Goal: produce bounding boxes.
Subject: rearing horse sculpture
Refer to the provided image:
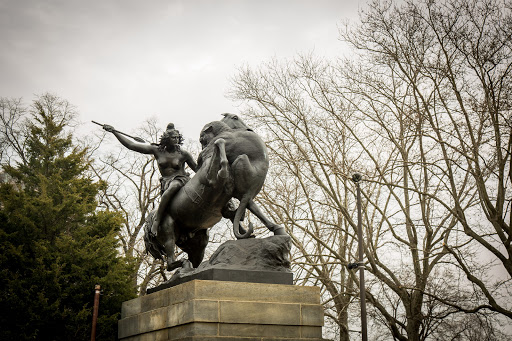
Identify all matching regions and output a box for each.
[145,116,286,270]
[219,113,286,237]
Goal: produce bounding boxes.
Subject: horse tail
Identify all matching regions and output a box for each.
[143,210,166,260]
[233,194,253,239]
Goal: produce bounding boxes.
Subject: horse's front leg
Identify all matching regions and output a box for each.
[204,138,229,186]
[214,138,229,179]
[183,229,209,268]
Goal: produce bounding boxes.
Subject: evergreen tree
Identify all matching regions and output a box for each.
[0,94,136,341]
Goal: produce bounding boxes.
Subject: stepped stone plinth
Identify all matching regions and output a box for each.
[118,280,327,341]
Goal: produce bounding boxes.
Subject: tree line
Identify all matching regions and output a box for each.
[0,94,136,340]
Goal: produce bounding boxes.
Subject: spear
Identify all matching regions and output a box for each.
[92,120,146,143]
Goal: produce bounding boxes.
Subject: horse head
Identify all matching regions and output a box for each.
[221,113,252,130]
[199,120,231,149]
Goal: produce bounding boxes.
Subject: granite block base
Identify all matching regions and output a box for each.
[119,280,328,341]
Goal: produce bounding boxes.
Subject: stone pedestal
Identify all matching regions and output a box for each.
[119,280,326,341]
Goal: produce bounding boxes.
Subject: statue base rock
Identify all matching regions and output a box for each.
[148,235,293,294]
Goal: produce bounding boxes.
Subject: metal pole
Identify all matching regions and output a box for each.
[353,174,368,341]
[91,284,101,341]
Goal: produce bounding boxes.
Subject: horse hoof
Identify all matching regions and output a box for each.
[218,169,228,179]
[167,260,183,271]
[182,260,194,270]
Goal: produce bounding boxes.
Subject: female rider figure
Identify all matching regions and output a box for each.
[103,123,197,237]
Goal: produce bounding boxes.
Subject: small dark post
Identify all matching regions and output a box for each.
[91,284,101,341]
[352,173,368,341]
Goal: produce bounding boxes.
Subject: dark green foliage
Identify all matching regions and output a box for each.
[0,95,136,341]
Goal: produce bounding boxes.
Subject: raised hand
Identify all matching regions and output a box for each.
[103,124,115,133]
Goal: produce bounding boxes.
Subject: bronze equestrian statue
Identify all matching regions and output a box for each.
[103,115,286,271]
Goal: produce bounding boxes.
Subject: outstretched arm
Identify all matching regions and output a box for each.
[104,125,156,154]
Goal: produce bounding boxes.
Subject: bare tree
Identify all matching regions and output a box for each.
[229,1,510,339]
[0,94,77,166]
[341,0,511,320]
[231,55,464,340]
[0,97,29,166]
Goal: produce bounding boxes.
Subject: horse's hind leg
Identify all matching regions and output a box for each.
[221,200,248,235]
[247,200,287,236]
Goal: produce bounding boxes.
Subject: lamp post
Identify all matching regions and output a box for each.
[91,284,101,341]
[351,173,367,341]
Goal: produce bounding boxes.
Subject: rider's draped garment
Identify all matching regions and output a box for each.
[159,174,190,195]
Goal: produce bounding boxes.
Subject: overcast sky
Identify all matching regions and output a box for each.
[0,0,363,140]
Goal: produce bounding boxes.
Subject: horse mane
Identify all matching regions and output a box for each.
[221,113,252,131]
[201,120,231,136]
[197,121,232,168]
